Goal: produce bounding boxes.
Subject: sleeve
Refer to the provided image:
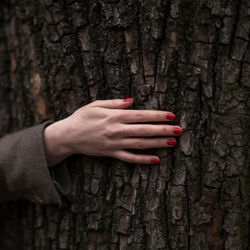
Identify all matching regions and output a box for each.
[0,120,71,206]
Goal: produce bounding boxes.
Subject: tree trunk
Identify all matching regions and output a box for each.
[0,0,250,249]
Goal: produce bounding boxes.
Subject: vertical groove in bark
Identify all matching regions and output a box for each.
[0,0,250,249]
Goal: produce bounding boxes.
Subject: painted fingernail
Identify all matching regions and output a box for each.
[166,113,176,120]
[167,139,176,145]
[151,158,160,163]
[123,97,134,102]
[173,127,183,135]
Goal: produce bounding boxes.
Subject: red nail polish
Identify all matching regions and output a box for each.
[123,97,134,102]
[166,113,176,120]
[151,158,160,163]
[167,139,176,145]
[173,128,183,135]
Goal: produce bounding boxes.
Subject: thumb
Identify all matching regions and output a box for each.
[89,98,134,109]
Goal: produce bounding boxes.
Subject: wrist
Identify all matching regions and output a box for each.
[43,118,73,166]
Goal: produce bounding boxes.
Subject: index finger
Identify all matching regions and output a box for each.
[117,109,176,123]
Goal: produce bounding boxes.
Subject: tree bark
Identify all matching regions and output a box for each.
[0,0,250,249]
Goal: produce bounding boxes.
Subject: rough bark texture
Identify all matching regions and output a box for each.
[0,0,250,249]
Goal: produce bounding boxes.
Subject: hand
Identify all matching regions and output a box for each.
[43,98,183,166]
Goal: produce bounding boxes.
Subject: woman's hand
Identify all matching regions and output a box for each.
[43,98,183,166]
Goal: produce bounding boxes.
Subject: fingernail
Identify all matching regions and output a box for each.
[166,113,176,120]
[123,97,134,102]
[151,158,160,163]
[173,127,183,135]
[167,139,176,145]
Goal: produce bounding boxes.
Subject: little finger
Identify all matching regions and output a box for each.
[112,150,160,164]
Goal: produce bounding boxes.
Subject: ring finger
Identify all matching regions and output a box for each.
[118,124,183,137]
[117,137,177,150]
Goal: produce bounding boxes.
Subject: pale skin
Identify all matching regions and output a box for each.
[43,98,183,166]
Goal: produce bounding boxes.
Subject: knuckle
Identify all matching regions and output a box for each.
[104,127,115,138]
[116,110,128,119]
[72,107,82,115]
[114,152,137,164]
[164,139,169,147]
[134,140,144,149]
[105,139,113,149]
[111,99,118,106]
[106,112,119,123]
[140,126,150,136]
[104,126,122,138]
[163,126,169,134]
[135,112,143,118]
[109,150,119,158]
[115,153,128,163]
[119,125,129,136]
[91,100,99,106]
[135,111,145,119]
[112,127,120,137]
[127,157,137,164]
[160,139,167,147]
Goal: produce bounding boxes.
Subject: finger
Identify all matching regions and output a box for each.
[117,137,177,149]
[112,150,160,164]
[118,124,183,137]
[88,98,134,109]
[116,109,176,123]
